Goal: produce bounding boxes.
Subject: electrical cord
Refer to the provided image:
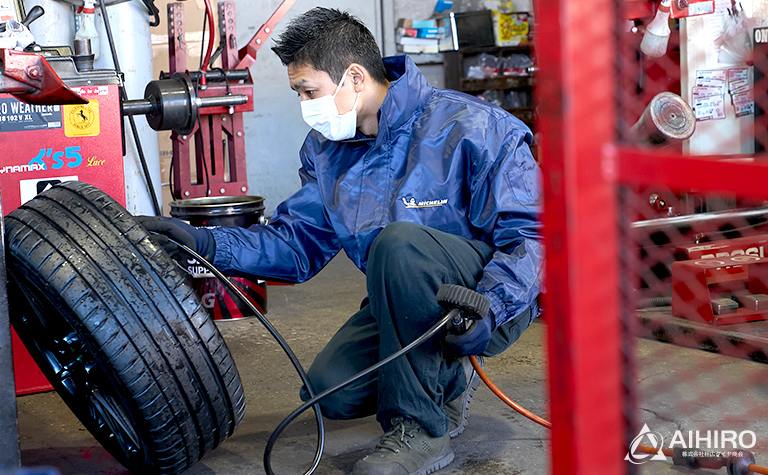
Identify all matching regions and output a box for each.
[168,151,178,201]
[142,0,159,26]
[194,93,211,196]
[98,0,162,216]
[211,67,233,96]
[199,7,208,71]
[469,355,551,429]
[190,11,211,198]
[264,309,458,475]
[198,14,222,70]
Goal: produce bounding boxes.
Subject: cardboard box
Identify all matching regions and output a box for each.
[398,18,439,29]
[400,27,440,39]
[493,11,530,46]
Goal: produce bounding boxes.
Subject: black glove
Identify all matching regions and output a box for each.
[135,216,216,261]
[444,311,493,356]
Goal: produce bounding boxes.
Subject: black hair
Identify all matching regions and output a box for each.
[271,7,388,85]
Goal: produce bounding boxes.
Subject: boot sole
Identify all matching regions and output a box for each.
[448,366,482,438]
[415,450,455,475]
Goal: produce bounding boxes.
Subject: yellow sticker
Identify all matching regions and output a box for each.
[64,100,100,137]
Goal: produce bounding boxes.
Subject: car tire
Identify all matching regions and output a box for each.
[5,181,245,474]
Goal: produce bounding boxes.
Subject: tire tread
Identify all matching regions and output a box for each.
[5,181,245,474]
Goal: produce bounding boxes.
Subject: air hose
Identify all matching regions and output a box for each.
[171,240,462,475]
[171,239,767,475]
[173,242,325,475]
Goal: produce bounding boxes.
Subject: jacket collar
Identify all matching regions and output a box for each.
[333,55,434,144]
[377,55,434,134]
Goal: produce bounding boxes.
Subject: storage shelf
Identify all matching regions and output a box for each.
[505,107,535,124]
[453,45,531,55]
[460,76,533,92]
[444,45,536,130]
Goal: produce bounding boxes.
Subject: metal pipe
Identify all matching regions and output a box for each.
[160,69,252,83]
[122,93,247,121]
[98,0,161,216]
[196,94,248,108]
[0,187,20,469]
[631,207,768,230]
[121,98,154,116]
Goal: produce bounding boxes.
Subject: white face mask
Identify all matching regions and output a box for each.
[300,68,361,141]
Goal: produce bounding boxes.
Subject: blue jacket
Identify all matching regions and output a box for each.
[211,55,543,329]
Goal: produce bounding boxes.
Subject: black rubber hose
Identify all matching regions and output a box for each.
[263,309,458,475]
[169,239,326,475]
[98,0,162,216]
[167,240,768,475]
[165,237,458,475]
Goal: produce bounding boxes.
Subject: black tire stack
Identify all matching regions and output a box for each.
[5,181,245,474]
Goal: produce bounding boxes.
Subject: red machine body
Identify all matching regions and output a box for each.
[672,255,768,325]
[677,234,768,261]
[0,83,125,209]
[0,56,125,395]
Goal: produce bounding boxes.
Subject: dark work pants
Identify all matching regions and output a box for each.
[299,222,530,437]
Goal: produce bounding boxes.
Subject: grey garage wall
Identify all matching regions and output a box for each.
[230,0,534,214]
[231,0,383,215]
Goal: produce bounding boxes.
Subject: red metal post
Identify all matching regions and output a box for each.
[219,1,239,70]
[235,0,296,70]
[613,148,768,201]
[167,3,187,76]
[537,0,627,472]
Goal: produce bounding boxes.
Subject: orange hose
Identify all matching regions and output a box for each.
[469,355,551,429]
[635,445,675,457]
[467,355,768,474]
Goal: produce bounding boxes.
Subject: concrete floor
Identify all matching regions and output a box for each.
[13,255,768,474]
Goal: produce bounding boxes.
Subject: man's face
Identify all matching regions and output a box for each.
[287,63,357,114]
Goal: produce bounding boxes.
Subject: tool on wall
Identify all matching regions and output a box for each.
[631,91,695,146]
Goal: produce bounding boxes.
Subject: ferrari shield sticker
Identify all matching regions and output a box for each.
[64,100,100,137]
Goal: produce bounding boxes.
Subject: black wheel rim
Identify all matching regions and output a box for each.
[10,276,147,469]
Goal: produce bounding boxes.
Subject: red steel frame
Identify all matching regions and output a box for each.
[539,0,768,473]
[537,0,627,473]
[166,0,294,199]
[167,1,254,199]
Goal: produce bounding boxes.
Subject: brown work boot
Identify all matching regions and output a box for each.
[444,356,483,438]
[352,417,454,475]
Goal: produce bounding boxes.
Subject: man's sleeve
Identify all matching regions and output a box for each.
[210,155,341,283]
[471,120,543,329]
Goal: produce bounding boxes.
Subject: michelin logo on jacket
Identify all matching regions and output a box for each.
[401,197,449,209]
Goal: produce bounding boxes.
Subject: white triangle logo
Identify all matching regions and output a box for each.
[625,424,667,464]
